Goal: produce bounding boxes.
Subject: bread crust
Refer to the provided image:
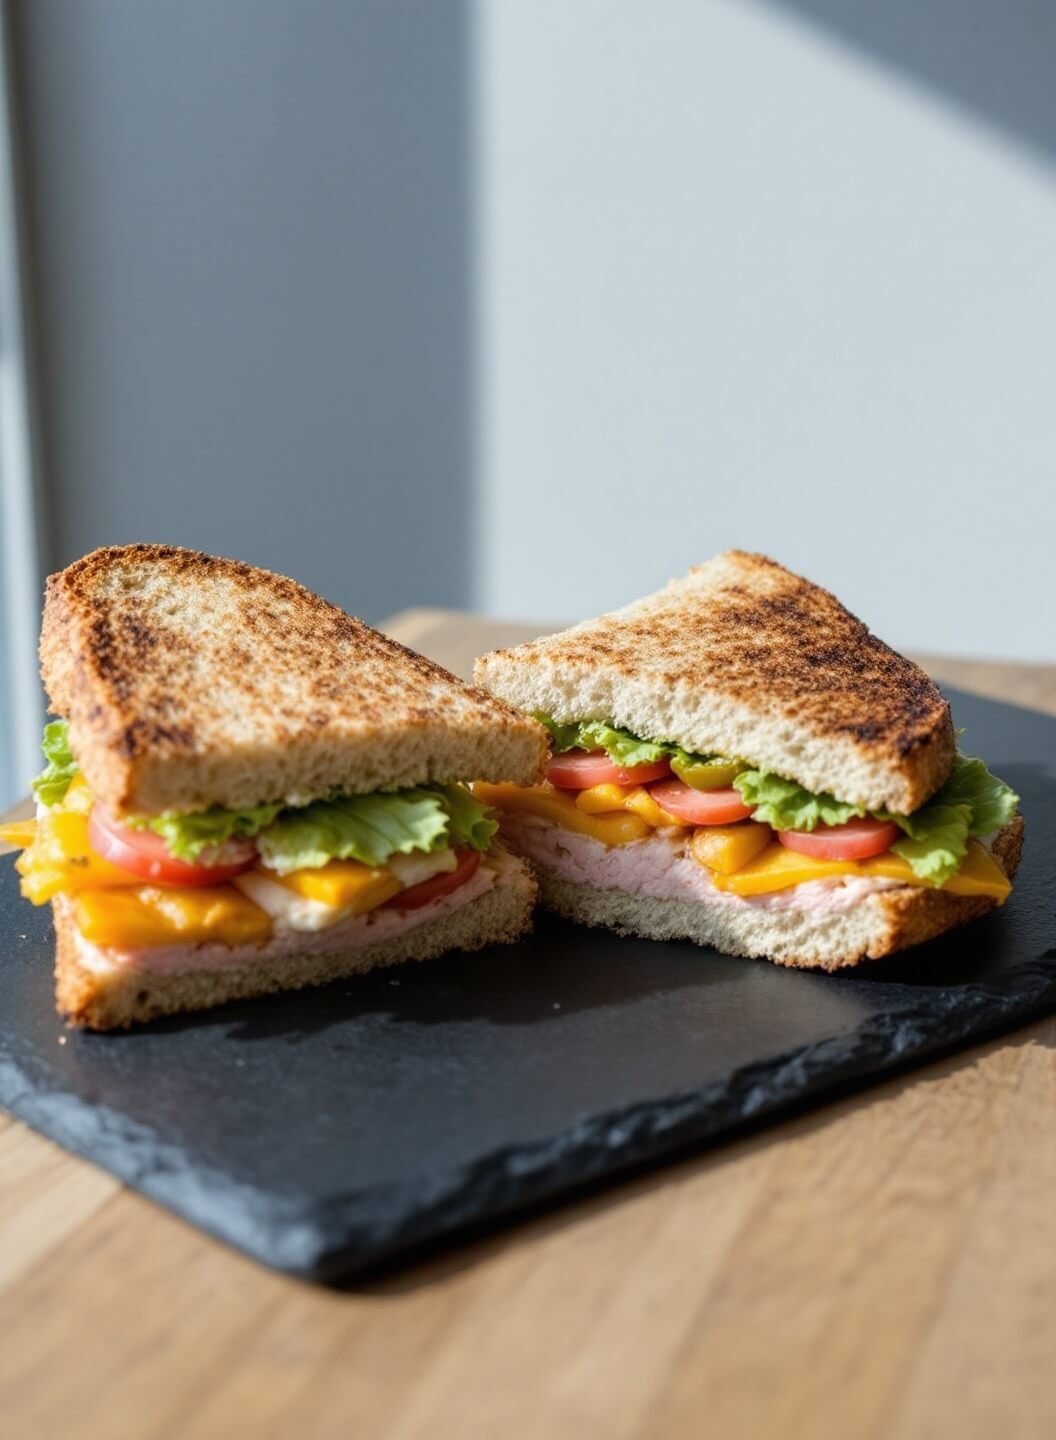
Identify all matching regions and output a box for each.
[527,815,1023,972]
[54,848,537,1030]
[41,545,549,816]
[475,551,954,814]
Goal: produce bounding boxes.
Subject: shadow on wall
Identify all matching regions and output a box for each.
[11,0,473,622]
[761,0,1056,167]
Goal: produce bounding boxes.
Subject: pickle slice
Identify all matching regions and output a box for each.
[669,755,743,790]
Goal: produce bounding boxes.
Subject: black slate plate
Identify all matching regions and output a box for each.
[1,688,1053,1282]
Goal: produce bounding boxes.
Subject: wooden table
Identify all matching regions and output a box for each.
[1,611,1054,1440]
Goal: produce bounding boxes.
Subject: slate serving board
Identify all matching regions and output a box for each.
[0,687,1053,1283]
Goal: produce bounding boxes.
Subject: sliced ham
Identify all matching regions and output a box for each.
[73,860,497,976]
[497,812,907,915]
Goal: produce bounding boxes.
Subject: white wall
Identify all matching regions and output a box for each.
[476,0,1056,660]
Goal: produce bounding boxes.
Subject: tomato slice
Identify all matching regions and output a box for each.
[88,807,257,887]
[384,849,481,911]
[777,817,900,861]
[647,779,754,825]
[546,750,671,790]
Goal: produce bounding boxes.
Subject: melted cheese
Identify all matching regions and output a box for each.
[59,774,94,815]
[574,783,682,828]
[7,811,144,904]
[690,822,773,875]
[76,885,272,950]
[0,819,38,848]
[231,871,336,931]
[711,839,1011,902]
[233,857,404,932]
[269,858,402,912]
[475,782,651,845]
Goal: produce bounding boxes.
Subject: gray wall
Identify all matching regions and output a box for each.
[14,0,472,622]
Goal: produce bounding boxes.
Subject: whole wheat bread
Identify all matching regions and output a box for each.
[42,545,548,818]
[475,552,954,814]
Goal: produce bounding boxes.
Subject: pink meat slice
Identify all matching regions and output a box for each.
[72,860,497,976]
[498,813,908,915]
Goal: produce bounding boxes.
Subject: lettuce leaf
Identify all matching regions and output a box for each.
[126,780,496,869]
[887,803,974,885]
[31,720,79,806]
[254,784,495,875]
[732,771,865,831]
[535,715,671,767]
[885,754,1019,885]
[938,755,1020,837]
[438,782,500,852]
[735,752,1018,887]
[127,801,285,862]
[534,713,728,774]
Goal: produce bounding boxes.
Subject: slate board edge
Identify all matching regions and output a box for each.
[3,954,1055,1283]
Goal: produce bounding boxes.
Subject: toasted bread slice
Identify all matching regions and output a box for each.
[54,847,537,1030]
[531,818,1023,971]
[475,551,954,814]
[42,546,548,817]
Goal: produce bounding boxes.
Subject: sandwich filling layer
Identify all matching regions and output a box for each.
[63,858,498,977]
[494,812,980,916]
[3,721,506,956]
[474,714,1019,909]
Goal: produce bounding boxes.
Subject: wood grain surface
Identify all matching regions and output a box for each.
[1,610,1054,1440]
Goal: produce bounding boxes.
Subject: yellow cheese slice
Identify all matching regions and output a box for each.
[475,782,651,846]
[575,783,683,828]
[690,822,774,875]
[58,773,94,816]
[76,884,272,950]
[711,838,1011,902]
[0,819,38,849]
[269,859,402,914]
[12,811,144,904]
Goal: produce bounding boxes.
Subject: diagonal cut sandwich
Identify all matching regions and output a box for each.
[473,552,1023,970]
[1,545,546,1029]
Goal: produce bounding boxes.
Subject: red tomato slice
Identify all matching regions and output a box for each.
[647,779,754,825]
[546,750,671,790]
[88,807,257,887]
[384,849,481,911]
[777,817,900,861]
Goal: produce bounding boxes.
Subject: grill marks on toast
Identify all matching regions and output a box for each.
[640,564,946,760]
[498,554,946,759]
[475,551,956,812]
[41,545,548,817]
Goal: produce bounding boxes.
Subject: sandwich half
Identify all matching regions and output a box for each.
[474,552,1023,970]
[1,545,547,1029]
